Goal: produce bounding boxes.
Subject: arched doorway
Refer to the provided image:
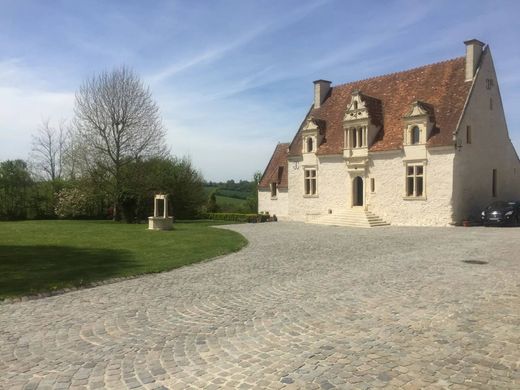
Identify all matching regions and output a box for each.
[353,176,364,207]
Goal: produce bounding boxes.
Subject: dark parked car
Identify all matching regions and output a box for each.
[481,201,520,226]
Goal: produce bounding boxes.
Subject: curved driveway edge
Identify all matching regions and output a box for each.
[1,222,519,389]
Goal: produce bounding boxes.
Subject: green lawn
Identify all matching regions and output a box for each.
[0,220,247,299]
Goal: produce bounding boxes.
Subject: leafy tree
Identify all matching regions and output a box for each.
[206,190,220,213]
[0,160,33,220]
[119,156,206,221]
[73,66,167,219]
[246,171,262,213]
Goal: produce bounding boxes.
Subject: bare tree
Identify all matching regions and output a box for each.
[30,119,69,181]
[73,66,167,218]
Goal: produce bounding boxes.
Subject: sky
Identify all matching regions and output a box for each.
[1,0,520,181]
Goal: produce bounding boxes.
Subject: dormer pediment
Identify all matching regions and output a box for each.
[302,116,320,133]
[404,101,434,120]
[344,90,370,122]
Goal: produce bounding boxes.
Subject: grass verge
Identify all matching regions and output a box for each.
[0,220,246,299]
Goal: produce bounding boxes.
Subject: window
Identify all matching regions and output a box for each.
[490,98,493,110]
[486,78,494,90]
[370,178,375,193]
[304,169,317,196]
[492,169,497,197]
[277,166,284,182]
[406,164,424,197]
[466,125,472,144]
[353,101,358,110]
[411,126,420,145]
[270,182,277,198]
[348,127,367,149]
[306,137,314,152]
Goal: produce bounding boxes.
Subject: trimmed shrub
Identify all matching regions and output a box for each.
[204,213,270,223]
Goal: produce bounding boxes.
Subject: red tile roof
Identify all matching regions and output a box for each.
[288,57,471,156]
[259,143,289,189]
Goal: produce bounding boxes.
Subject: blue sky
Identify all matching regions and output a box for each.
[1,0,519,181]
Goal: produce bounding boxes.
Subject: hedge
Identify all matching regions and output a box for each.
[204,212,270,223]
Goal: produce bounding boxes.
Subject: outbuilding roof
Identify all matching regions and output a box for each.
[258,143,289,190]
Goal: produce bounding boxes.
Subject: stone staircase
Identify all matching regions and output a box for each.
[307,208,390,228]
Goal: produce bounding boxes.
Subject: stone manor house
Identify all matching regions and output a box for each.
[258,39,520,226]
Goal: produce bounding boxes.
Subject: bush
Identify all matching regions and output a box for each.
[204,212,270,223]
[54,187,93,218]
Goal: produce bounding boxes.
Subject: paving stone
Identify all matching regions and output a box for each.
[1,223,519,389]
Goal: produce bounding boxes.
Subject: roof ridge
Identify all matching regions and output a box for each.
[333,56,465,89]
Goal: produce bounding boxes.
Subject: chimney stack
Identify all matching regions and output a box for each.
[464,39,485,82]
[313,79,331,109]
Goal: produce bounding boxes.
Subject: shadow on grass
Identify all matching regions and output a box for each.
[0,245,136,298]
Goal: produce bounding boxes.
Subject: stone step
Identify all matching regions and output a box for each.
[308,209,390,228]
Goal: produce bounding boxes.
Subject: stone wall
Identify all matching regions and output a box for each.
[368,149,455,226]
[286,151,455,226]
[452,47,520,222]
[287,156,349,221]
[258,188,289,219]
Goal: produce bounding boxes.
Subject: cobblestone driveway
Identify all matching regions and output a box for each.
[1,223,519,389]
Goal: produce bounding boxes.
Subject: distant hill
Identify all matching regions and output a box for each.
[204,179,256,213]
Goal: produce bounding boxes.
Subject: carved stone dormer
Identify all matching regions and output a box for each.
[343,90,382,151]
[301,116,323,154]
[301,116,324,166]
[402,101,435,146]
[343,91,382,170]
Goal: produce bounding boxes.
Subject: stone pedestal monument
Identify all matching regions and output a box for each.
[148,194,173,230]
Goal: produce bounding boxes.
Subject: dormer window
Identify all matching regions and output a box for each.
[411,126,420,145]
[306,137,314,152]
[403,101,435,146]
[342,91,382,152]
[345,126,367,149]
[301,116,322,154]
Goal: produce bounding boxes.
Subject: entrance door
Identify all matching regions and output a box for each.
[353,176,363,206]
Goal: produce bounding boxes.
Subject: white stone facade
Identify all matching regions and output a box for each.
[258,189,289,220]
[452,47,520,221]
[259,40,520,226]
[282,149,455,226]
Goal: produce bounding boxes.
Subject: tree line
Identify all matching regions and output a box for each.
[0,67,212,222]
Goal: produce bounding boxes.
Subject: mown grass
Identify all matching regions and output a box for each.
[0,220,247,299]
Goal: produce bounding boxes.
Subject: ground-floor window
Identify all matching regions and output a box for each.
[406,164,424,197]
[270,182,277,198]
[304,168,317,195]
[370,178,375,193]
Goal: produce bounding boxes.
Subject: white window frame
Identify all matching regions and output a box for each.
[304,168,318,197]
[404,163,426,199]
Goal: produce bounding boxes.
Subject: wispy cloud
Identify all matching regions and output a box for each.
[147,0,331,85]
[1,0,519,180]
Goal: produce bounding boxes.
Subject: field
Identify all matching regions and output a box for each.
[0,220,247,299]
[204,184,254,212]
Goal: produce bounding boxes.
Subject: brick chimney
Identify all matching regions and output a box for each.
[313,79,331,108]
[464,39,485,82]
